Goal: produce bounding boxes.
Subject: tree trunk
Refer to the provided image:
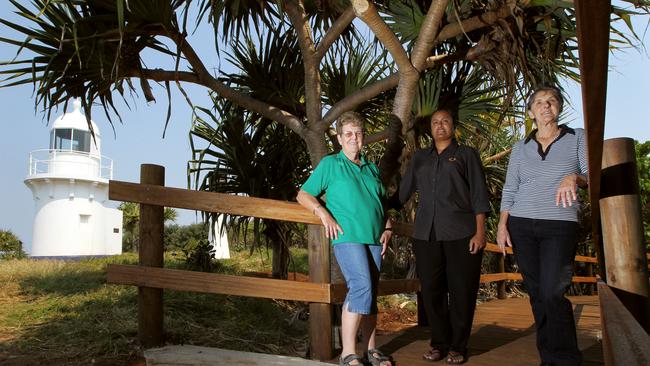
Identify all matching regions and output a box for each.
[265,220,290,280]
[271,239,289,279]
[305,129,329,166]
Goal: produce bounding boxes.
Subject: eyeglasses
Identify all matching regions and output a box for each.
[341,130,364,138]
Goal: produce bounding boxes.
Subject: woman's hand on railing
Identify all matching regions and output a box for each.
[315,208,343,240]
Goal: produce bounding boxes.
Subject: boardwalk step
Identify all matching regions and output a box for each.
[144,345,334,366]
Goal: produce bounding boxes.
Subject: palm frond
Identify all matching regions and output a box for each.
[322,43,394,130]
[221,29,306,118]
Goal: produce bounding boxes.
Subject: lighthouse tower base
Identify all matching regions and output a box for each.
[26,177,122,257]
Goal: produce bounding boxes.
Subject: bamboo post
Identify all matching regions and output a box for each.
[497,253,506,299]
[138,164,165,347]
[308,225,333,360]
[600,138,650,331]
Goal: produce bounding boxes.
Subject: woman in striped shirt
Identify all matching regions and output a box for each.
[497,85,588,366]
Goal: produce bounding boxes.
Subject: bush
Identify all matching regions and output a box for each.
[183,238,217,272]
[164,223,209,251]
[165,223,216,271]
[0,230,26,259]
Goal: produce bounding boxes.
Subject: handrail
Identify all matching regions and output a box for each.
[108,180,601,285]
[597,281,650,365]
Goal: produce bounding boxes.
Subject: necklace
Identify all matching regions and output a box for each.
[537,127,561,141]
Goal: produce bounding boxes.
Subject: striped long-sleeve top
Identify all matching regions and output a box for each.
[500,125,588,222]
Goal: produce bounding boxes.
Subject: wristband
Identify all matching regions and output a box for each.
[384,227,393,232]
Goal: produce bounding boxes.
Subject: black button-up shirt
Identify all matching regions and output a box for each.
[398,140,490,241]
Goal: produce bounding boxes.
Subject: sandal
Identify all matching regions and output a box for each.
[445,351,466,364]
[365,348,393,366]
[340,353,364,366]
[422,347,444,362]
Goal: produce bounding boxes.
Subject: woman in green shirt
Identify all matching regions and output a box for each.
[297,112,393,366]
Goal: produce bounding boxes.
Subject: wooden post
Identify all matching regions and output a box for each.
[586,263,594,296]
[497,253,506,299]
[575,0,611,281]
[308,225,333,360]
[138,164,165,347]
[600,138,650,331]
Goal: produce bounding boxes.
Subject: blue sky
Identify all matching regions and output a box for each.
[1,3,649,246]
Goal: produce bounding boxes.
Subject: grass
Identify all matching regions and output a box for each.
[0,247,312,365]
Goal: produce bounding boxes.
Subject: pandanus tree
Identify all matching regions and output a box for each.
[4,0,649,167]
[189,95,313,278]
[2,0,649,275]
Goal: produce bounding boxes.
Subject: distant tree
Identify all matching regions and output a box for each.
[0,230,26,260]
[118,202,178,251]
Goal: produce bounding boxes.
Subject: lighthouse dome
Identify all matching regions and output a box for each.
[50,99,101,156]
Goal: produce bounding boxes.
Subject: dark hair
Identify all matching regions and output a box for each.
[336,111,365,135]
[526,85,564,114]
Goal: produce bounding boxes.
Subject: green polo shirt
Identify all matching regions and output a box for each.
[301,151,386,245]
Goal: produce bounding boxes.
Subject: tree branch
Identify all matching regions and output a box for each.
[284,2,323,122]
[485,148,512,164]
[315,6,356,60]
[436,3,514,44]
[135,68,305,136]
[319,74,399,129]
[159,31,307,137]
[391,0,449,125]
[284,0,328,160]
[351,0,416,74]
[320,52,471,129]
[365,130,390,144]
[410,0,450,70]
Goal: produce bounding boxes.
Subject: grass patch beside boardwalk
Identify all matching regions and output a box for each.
[0,249,311,365]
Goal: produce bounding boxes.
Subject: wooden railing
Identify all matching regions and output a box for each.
[597,281,650,365]
[106,166,603,360]
[390,223,598,300]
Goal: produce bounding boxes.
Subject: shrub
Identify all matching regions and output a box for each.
[0,230,26,259]
[165,224,216,271]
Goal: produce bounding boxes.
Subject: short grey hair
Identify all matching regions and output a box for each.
[336,111,365,135]
[526,85,564,114]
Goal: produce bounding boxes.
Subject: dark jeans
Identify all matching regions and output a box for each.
[413,235,482,355]
[508,216,582,366]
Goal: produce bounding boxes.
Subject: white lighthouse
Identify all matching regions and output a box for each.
[24,99,123,257]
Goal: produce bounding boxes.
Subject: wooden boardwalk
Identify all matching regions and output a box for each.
[374,296,602,366]
[145,296,602,365]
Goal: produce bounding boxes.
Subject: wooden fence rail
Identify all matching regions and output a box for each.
[106,176,605,360]
[597,281,650,365]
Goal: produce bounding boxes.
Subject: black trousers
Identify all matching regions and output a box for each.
[508,216,582,366]
[413,235,482,355]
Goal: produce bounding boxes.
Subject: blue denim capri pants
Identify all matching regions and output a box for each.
[333,242,382,315]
